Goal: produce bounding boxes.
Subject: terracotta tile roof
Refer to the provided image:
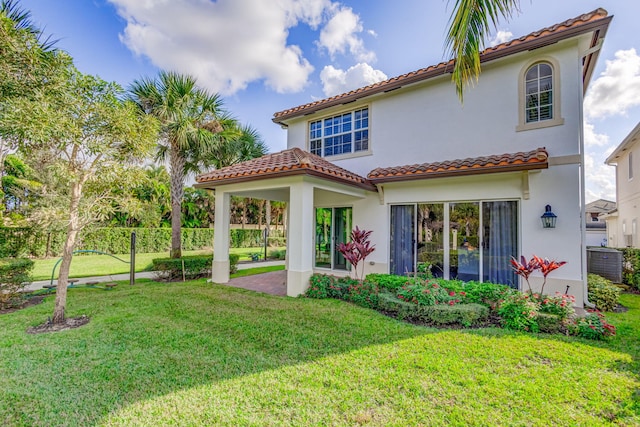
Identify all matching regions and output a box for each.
[195,147,376,191]
[368,148,549,183]
[273,8,610,123]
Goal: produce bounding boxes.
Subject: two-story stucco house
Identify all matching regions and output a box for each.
[195,9,612,308]
[605,122,640,248]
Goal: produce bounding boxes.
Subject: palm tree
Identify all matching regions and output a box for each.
[445,0,520,101]
[129,71,229,258]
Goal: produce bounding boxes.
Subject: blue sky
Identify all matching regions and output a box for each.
[20,0,640,202]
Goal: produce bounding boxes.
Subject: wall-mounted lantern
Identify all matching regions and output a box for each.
[541,205,557,229]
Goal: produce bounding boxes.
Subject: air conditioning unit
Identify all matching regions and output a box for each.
[624,234,633,247]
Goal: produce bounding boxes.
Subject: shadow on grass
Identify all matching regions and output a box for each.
[1,283,639,425]
[0,280,432,426]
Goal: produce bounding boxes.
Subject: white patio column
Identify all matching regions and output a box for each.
[287,180,314,296]
[212,190,231,283]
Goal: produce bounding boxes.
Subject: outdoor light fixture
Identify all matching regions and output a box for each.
[541,205,557,229]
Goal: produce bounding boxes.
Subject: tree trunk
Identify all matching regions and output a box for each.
[169,145,185,259]
[52,180,82,324]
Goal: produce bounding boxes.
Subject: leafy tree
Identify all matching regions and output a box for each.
[0,0,66,222]
[129,72,231,258]
[445,0,520,101]
[1,154,41,222]
[1,69,159,324]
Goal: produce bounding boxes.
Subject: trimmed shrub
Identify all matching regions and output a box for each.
[305,274,335,299]
[588,274,621,312]
[365,274,410,291]
[535,312,563,334]
[229,254,240,274]
[0,227,278,257]
[396,279,462,306]
[343,279,379,309]
[268,249,286,260]
[377,292,420,320]
[152,255,212,281]
[538,293,575,320]
[0,258,34,308]
[417,303,489,327]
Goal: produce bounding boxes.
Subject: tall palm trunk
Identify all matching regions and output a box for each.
[52,180,82,324]
[169,143,185,259]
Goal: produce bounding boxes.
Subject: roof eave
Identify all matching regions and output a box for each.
[272,15,612,125]
[195,168,377,192]
[368,162,548,184]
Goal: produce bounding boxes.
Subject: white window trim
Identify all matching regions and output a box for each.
[307,105,372,159]
[516,56,564,132]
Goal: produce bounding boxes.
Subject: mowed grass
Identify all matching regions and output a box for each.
[30,247,284,280]
[0,282,638,426]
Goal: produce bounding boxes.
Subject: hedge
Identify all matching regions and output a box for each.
[0,227,281,258]
[151,254,239,281]
[587,273,621,311]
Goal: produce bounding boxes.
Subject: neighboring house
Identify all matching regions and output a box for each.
[605,122,640,248]
[585,199,616,246]
[196,9,612,307]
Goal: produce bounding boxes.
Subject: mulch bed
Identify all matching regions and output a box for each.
[27,315,90,334]
[0,295,46,315]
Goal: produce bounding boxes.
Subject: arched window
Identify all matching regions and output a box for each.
[525,62,553,123]
[517,58,563,131]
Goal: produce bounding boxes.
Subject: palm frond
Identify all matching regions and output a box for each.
[445,0,520,102]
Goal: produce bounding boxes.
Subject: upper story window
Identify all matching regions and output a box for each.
[309,108,369,157]
[517,57,564,132]
[525,63,553,123]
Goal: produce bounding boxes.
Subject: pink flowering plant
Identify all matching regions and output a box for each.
[539,292,576,320]
[337,226,376,282]
[576,310,616,340]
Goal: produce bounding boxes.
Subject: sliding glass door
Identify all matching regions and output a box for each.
[482,201,518,287]
[391,200,518,286]
[390,205,415,276]
[315,207,352,270]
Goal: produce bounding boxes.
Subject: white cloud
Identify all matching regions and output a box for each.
[584,151,616,202]
[109,0,343,95]
[584,48,640,119]
[318,6,375,62]
[584,121,609,147]
[489,30,513,46]
[320,63,387,97]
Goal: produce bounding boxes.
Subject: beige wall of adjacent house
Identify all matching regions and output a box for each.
[608,136,640,248]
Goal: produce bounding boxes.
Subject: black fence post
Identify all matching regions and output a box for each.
[263,227,269,261]
[130,232,136,286]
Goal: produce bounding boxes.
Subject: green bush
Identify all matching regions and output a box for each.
[459,281,515,311]
[268,249,286,260]
[576,311,616,340]
[305,274,334,299]
[343,279,379,309]
[396,279,462,306]
[417,303,489,327]
[535,313,563,334]
[152,255,213,281]
[621,248,640,290]
[365,274,410,291]
[0,258,34,308]
[538,293,575,320]
[587,274,621,312]
[229,254,240,274]
[497,293,539,332]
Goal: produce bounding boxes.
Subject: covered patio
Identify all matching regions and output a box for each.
[195,148,376,296]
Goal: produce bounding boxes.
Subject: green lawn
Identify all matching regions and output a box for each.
[30,247,284,281]
[0,283,638,426]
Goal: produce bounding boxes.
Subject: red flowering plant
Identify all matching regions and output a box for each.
[510,255,567,301]
[337,226,376,282]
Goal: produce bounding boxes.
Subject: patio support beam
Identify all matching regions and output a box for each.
[286,180,315,296]
[212,190,231,284]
